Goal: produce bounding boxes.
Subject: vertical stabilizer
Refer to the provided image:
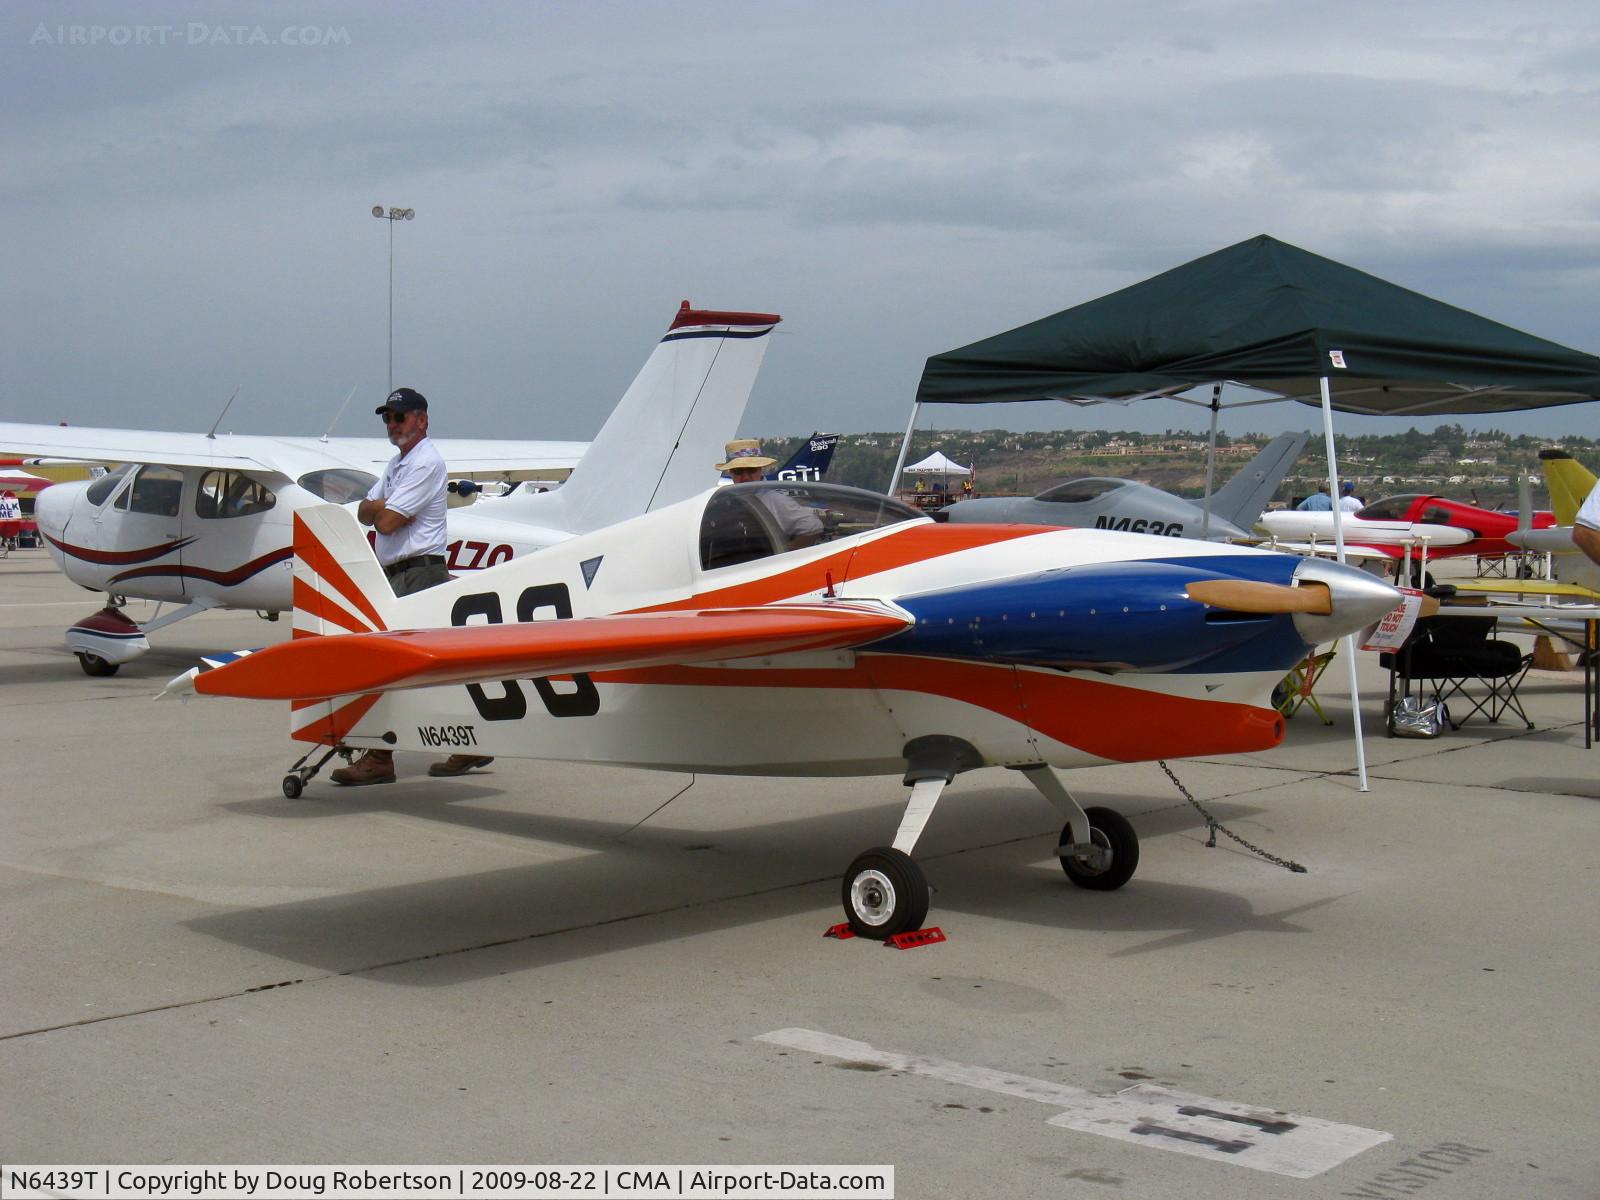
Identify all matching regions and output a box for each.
[768,432,840,482]
[287,505,398,744]
[1539,449,1596,526]
[290,506,396,638]
[1210,431,1311,530]
[501,302,781,537]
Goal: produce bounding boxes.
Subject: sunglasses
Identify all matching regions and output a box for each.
[381,411,411,425]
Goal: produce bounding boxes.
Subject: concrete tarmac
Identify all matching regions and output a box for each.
[3,548,1597,1197]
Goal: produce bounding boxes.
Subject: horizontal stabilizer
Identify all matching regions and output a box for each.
[165,603,908,702]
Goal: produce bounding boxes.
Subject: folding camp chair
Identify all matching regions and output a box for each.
[1381,614,1534,733]
[1273,645,1337,725]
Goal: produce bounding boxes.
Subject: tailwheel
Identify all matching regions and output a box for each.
[1058,806,1139,891]
[842,847,929,940]
[77,652,118,677]
[277,745,348,800]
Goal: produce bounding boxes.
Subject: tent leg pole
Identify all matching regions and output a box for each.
[886,402,922,496]
[1201,384,1220,538]
[1319,373,1368,791]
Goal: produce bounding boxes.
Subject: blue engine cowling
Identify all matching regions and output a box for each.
[878,555,1312,675]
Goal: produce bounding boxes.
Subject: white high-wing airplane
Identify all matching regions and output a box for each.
[4,302,780,675]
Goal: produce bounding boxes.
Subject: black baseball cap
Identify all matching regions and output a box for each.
[376,387,427,415]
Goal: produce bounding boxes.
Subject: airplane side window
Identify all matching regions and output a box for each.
[126,465,184,517]
[1357,496,1414,521]
[700,490,781,570]
[298,468,378,504]
[699,483,922,570]
[1421,505,1453,524]
[196,469,276,519]
[1037,479,1124,504]
[86,465,133,507]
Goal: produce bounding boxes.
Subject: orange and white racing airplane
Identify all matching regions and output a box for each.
[166,482,1402,938]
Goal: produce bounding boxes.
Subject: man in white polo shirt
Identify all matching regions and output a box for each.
[330,387,494,785]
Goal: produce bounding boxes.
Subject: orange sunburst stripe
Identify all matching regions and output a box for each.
[593,654,1282,762]
[292,513,387,632]
[631,523,1046,615]
[289,693,383,744]
[292,576,373,635]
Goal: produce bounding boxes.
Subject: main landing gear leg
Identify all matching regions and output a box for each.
[281,744,351,799]
[1015,764,1140,891]
[840,735,980,940]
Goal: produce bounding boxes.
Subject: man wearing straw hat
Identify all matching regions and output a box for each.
[716,439,824,549]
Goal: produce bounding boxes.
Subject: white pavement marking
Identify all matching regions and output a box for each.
[758,1027,1391,1179]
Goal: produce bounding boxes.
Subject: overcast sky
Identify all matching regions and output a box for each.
[5,1,1599,447]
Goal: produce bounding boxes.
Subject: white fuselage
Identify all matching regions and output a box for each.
[1258,509,1471,548]
[280,487,1397,779]
[33,469,569,611]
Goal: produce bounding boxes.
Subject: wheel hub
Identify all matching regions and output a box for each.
[849,869,896,927]
[1077,829,1112,873]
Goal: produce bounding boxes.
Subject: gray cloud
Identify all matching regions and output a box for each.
[5,0,1600,443]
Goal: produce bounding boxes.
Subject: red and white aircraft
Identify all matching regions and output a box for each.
[1259,493,1554,562]
[166,482,1402,938]
[4,303,779,675]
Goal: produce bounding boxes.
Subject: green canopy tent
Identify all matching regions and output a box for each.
[914,233,1600,414]
[899,235,1600,787]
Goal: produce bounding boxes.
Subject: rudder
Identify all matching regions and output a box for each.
[1540,449,1596,526]
[291,505,397,639]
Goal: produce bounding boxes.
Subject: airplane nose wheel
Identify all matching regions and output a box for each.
[842,847,929,939]
[1058,806,1139,891]
[76,652,118,677]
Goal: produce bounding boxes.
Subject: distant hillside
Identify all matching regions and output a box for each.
[758,424,1591,509]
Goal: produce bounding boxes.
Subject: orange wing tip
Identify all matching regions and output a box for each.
[156,668,199,700]
[160,647,267,699]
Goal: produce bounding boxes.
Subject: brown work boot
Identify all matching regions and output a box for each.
[428,754,495,777]
[330,750,395,786]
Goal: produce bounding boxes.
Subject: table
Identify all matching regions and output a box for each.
[1430,601,1600,747]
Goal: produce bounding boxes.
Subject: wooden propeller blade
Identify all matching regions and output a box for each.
[1417,594,1441,617]
[1187,579,1332,615]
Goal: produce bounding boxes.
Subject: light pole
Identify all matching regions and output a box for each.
[371,205,414,394]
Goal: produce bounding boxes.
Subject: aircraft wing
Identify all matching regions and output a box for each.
[163,604,909,702]
[1450,578,1600,601]
[0,422,586,479]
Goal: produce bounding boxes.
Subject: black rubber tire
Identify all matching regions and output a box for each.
[1059,806,1140,891]
[281,775,304,799]
[78,652,118,677]
[842,846,930,939]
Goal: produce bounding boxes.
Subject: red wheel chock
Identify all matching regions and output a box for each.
[822,923,946,948]
[885,927,945,949]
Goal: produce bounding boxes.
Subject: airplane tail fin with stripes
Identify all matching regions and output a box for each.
[289,506,395,640]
